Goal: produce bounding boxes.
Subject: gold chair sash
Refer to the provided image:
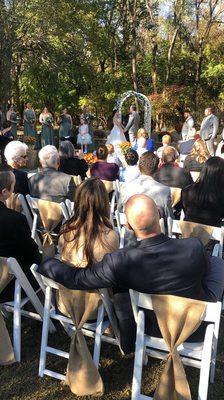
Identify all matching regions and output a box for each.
[170,187,182,208]
[36,199,63,257]
[58,287,104,396]
[152,294,206,400]
[6,193,22,213]
[179,220,213,246]
[0,257,15,365]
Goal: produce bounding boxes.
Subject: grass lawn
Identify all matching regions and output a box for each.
[1,316,224,399]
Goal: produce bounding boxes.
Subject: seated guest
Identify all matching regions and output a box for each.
[0,165,41,301]
[119,149,140,183]
[4,141,29,196]
[119,151,173,219]
[29,145,76,203]
[90,144,119,182]
[179,129,198,158]
[154,146,193,188]
[132,128,154,156]
[106,143,122,167]
[39,194,224,351]
[181,157,224,227]
[59,177,119,268]
[156,134,178,160]
[183,137,210,172]
[58,140,88,180]
[215,139,224,159]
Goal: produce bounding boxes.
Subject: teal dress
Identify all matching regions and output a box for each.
[23,109,37,137]
[40,113,55,147]
[10,111,18,139]
[59,114,72,138]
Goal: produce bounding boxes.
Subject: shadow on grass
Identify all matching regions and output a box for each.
[1,317,224,399]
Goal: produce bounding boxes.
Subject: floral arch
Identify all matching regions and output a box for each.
[115,90,152,137]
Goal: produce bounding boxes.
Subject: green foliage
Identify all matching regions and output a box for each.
[1,0,224,125]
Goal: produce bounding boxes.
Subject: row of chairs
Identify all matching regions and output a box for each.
[0,257,221,400]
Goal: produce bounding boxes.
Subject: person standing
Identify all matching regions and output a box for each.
[58,108,73,139]
[106,109,126,150]
[23,102,37,138]
[39,107,55,147]
[77,117,92,153]
[181,110,194,141]
[200,107,219,156]
[123,105,140,144]
[9,105,19,139]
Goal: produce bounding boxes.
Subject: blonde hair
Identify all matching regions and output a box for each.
[162,135,171,145]
[190,138,210,164]
[137,128,149,140]
[106,143,115,155]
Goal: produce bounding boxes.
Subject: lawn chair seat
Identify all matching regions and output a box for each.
[130,290,221,400]
[0,257,54,362]
[31,264,122,396]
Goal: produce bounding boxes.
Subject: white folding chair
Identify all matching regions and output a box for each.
[115,211,166,236]
[167,218,224,258]
[31,265,122,380]
[130,290,221,400]
[26,195,65,248]
[0,257,55,362]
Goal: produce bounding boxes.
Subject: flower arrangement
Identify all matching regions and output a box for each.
[83,153,97,164]
[24,135,36,145]
[119,141,132,155]
[28,119,35,125]
[45,116,54,125]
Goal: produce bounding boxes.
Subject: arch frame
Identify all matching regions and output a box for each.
[115,90,152,137]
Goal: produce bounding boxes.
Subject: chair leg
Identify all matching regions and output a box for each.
[93,303,104,368]
[13,279,21,362]
[198,324,214,400]
[131,310,145,400]
[39,286,51,377]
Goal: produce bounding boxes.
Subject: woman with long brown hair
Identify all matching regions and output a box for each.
[60,176,119,266]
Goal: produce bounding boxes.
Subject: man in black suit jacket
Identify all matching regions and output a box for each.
[0,166,41,301]
[39,194,224,351]
[154,146,193,188]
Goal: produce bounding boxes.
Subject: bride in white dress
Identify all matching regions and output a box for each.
[106,109,126,150]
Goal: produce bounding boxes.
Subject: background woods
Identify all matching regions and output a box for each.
[1,0,224,128]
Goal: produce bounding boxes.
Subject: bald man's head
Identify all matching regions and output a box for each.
[125,194,161,238]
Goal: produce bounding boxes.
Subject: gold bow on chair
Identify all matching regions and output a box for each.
[152,295,206,400]
[58,287,104,396]
[36,199,63,258]
[0,258,15,365]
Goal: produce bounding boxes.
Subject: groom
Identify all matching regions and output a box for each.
[123,105,140,144]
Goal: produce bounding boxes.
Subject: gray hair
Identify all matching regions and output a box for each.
[4,141,28,165]
[38,145,59,168]
[59,140,75,159]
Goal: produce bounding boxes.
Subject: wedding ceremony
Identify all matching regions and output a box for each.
[1,1,224,399]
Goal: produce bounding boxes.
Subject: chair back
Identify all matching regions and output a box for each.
[129,289,221,400]
[168,218,224,257]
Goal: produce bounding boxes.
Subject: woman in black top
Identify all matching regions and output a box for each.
[181,157,224,227]
[59,140,88,180]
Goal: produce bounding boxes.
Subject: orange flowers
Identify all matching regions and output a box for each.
[83,153,98,164]
[119,141,132,155]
